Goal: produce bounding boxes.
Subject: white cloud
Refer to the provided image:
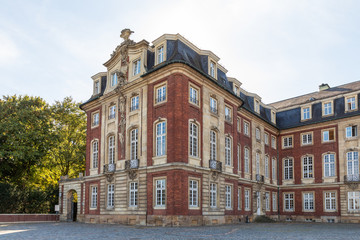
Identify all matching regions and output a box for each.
[0,32,20,65]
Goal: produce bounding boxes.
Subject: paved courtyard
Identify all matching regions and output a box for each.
[1,222,360,239]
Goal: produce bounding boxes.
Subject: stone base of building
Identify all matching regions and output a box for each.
[279,215,340,223]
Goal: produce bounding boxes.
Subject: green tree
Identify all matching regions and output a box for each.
[0,95,53,187]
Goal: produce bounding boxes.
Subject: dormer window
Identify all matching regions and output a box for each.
[302,106,311,120]
[111,73,117,87]
[271,111,276,124]
[210,61,216,78]
[254,100,260,114]
[346,96,357,111]
[94,81,100,94]
[157,46,164,64]
[234,86,239,95]
[133,59,141,76]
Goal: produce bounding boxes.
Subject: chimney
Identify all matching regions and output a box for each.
[319,83,330,91]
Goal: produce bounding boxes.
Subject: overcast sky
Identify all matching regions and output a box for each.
[1,0,359,105]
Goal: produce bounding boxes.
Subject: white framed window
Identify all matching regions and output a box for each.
[265,192,270,211]
[324,153,335,177]
[256,152,260,175]
[107,184,114,208]
[302,106,311,120]
[156,122,166,156]
[129,182,138,207]
[237,118,241,132]
[272,158,276,180]
[109,105,116,119]
[91,186,98,208]
[189,86,199,105]
[302,133,313,145]
[111,73,117,87]
[283,136,293,148]
[244,147,250,173]
[303,156,313,178]
[284,193,294,211]
[238,187,241,210]
[348,192,360,211]
[131,96,139,111]
[225,106,232,122]
[92,140,99,168]
[346,126,358,138]
[272,192,277,211]
[92,112,99,127]
[210,97,217,114]
[234,86,239,95]
[155,179,166,207]
[244,121,250,136]
[225,136,232,166]
[210,183,217,208]
[130,128,138,160]
[157,45,164,64]
[133,59,141,76]
[265,155,269,178]
[245,189,250,210]
[255,128,260,141]
[189,123,199,157]
[225,185,232,209]
[322,129,335,142]
[108,135,115,164]
[210,61,216,78]
[94,80,100,94]
[155,85,166,103]
[271,136,276,149]
[284,158,293,180]
[271,111,276,124]
[303,192,314,211]
[346,96,357,111]
[254,99,260,114]
[210,130,217,160]
[347,151,359,178]
[325,192,336,211]
[237,144,241,172]
[189,179,199,208]
[264,132,269,145]
[323,102,332,116]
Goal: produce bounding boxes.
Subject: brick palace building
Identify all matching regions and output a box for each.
[59,29,360,225]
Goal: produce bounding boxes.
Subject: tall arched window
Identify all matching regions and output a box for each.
[189,123,198,157]
[92,140,99,168]
[210,130,216,160]
[108,136,115,164]
[156,122,166,156]
[130,129,138,160]
[225,137,231,166]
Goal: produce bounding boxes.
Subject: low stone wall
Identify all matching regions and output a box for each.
[0,214,59,223]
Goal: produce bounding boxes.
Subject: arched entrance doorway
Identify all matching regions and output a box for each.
[66,190,78,221]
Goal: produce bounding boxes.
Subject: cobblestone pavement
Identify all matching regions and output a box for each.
[1,222,360,240]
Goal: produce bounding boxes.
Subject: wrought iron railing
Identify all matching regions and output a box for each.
[345,175,360,182]
[256,174,264,183]
[209,159,222,172]
[125,159,139,170]
[103,163,116,173]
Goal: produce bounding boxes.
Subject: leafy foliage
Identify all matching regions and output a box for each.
[0,95,86,213]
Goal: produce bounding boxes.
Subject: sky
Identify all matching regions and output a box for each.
[1,0,360,105]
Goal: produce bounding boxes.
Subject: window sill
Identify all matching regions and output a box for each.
[153,206,166,210]
[322,113,334,117]
[189,206,200,210]
[106,207,115,211]
[301,143,313,147]
[91,124,99,129]
[154,101,167,107]
[152,155,167,165]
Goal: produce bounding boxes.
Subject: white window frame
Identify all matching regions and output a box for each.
[189,123,199,157]
[264,132,269,145]
[271,136,276,149]
[244,147,250,173]
[130,128,138,160]
[325,192,336,211]
[347,151,359,178]
[225,185,232,209]
[189,86,199,105]
[157,45,164,64]
[155,85,166,104]
[189,179,199,208]
[133,58,141,76]
[272,158,276,180]
[265,155,269,178]
[94,80,100,94]
[210,97,217,114]
[130,95,139,111]
[244,121,250,136]
[322,129,335,142]
[210,61,216,78]
[107,184,114,208]
[210,130,217,160]
[256,152,260,175]
[323,102,332,116]
[324,153,335,177]
[92,112,99,127]
[283,136,293,148]
[108,135,115,164]
[244,189,250,210]
[155,179,166,207]
[210,183,217,208]
[225,136,232,166]
[109,105,116,119]
[348,192,360,211]
[346,126,358,138]
[254,99,260,114]
[265,192,270,211]
[156,122,166,156]
[284,193,294,211]
[272,192,277,211]
[303,156,313,179]
[111,72,117,87]
[301,132,313,145]
[92,140,99,168]
[284,158,293,180]
[302,106,311,120]
[303,192,314,211]
[91,186,98,209]
[238,187,241,210]
[346,96,357,111]
[255,128,260,141]
[129,182,138,207]
[225,106,232,122]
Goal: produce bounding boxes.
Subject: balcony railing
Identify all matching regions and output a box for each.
[103,163,116,174]
[345,175,360,182]
[256,174,264,183]
[209,159,222,172]
[125,159,139,170]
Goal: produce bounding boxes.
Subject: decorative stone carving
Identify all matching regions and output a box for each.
[106,174,114,182]
[128,169,137,180]
[211,171,219,181]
